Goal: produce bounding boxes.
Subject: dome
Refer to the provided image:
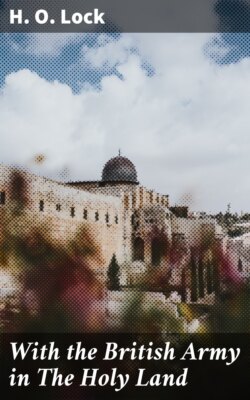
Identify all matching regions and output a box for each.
[102,155,138,183]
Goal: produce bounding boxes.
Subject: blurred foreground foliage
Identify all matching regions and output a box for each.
[0,170,105,332]
[0,169,249,333]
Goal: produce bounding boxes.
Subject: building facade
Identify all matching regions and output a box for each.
[0,154,230,302]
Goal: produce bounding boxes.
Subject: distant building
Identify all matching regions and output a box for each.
[227,234,250,280]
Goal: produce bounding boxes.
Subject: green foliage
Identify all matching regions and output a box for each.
[121,291,183,333]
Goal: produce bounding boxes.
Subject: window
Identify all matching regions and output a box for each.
[115,215,118,224]
[56,204,61,212]
[95,211,99,221]
[132,194,136,207]
[105,213,109,223]
[139,188,144,207]
[70,207,75,218]
[133,237,144,262]
[131,214,135,225]
[124,194,129,209]
[0,191,5,205]
[39,200,44,212]
[83,209,88,220]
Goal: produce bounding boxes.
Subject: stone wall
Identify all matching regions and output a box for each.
[0,164,124,278]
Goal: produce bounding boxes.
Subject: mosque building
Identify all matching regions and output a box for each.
[0,154,228,302]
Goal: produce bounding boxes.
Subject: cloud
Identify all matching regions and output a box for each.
[8,33,84,57]
[1,33,250,213]
[80,34,134,70]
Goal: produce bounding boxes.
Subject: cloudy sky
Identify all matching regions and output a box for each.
[0,32,250,213]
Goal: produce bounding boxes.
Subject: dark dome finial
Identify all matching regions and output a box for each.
[102,154,138,183]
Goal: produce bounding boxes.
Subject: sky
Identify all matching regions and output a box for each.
[0,32,250,213]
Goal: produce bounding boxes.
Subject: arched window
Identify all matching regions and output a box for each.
[190,254,198,302]
[0,191,5,205]
[198,258,205,298]
[83,209,88,220]
[131,213,135,226]
[206,261,213,294]
[39,200,44,212]
[132,193,136,208]
[133,237,144,262]
[151,238,165,266]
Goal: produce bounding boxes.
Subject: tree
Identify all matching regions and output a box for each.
[107,254,120,290]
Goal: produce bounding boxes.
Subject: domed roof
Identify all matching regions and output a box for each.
[102,154,138,183]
